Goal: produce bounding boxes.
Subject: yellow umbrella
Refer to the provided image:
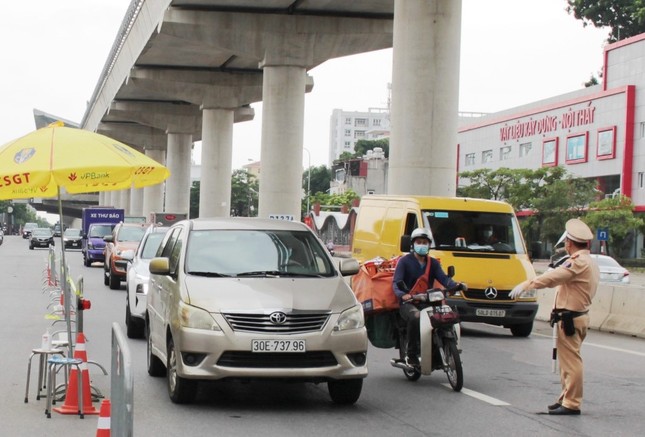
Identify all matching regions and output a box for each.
[0,121,170,356]
[0,121,169,200]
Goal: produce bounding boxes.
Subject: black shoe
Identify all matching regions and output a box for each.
[548,402,561,411]
[548,405,581,415]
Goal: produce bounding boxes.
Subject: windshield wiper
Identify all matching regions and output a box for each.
[187,271,231,277]
[236,270,302,277]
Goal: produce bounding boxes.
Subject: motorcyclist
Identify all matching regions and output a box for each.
[392,227,465,366]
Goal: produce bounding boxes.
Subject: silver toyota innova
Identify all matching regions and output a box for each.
[146,218,367,404]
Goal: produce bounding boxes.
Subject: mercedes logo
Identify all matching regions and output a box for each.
[269,311,287,325]
[484,287,498,299]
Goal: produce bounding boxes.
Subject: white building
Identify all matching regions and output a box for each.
[328,108,390,164]
[458,33,645,207]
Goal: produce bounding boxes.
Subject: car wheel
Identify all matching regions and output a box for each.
[29,244,34,250]
[126,298,144,339]
[103,261,110,286]
[167,336,197,404]
[108,267,121,290]
[510,322,533,337]
[146,320,166,377]
[328,379,363,405]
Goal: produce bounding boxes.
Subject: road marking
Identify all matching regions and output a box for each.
[442,384,510,405]
[533,333,645,357]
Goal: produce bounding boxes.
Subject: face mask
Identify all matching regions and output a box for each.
[413,243,429,256]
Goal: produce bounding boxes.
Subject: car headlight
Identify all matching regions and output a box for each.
[178,300,222,331]
[334,305,365,331]
[517,288,537,299]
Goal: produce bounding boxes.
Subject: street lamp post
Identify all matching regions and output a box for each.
[303,148,311,215]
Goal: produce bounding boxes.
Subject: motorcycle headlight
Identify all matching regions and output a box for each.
[427,291,444,303]
[177,300,221,331]
[334,305,365,331]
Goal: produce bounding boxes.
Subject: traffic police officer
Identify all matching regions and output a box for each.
[509,218,599,415]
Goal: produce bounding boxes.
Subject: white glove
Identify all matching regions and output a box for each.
[509,283,526,299]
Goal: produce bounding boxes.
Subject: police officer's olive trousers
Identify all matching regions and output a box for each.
[556,314,589,410]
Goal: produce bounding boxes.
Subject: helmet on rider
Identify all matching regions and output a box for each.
[410,228,432,256]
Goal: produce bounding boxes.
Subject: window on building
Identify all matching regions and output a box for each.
[373,119,381,126]
[345,118,352,125]
[641,122,645,138]
[465,153,475,166]
[597,127,616,160]
[344,129,351,137]
[344,141,351,148]
[565,132,588,164]
[354,130,366,139]
[482,150,493,163]
[499,146,512,161]
[639,172,645,189]
[542,138,558,167]
[355,118,368,127]
[519,142,532,157]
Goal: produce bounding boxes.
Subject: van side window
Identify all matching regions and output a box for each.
[403,213,418,236]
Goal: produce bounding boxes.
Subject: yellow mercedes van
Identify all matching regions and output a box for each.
[352,195,538,337]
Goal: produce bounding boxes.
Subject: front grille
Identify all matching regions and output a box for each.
[463,288,511,300]
[217,351,337,368]
[223,312,330,334]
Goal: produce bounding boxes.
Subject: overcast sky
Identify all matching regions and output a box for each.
[0,0,609,171]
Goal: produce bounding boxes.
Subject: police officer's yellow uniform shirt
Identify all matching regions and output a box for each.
[526,249,599,312]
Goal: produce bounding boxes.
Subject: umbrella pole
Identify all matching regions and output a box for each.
[57,188,73,358]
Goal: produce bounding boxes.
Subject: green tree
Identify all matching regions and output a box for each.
[190,181,200,218]
[354,138,389,158]
[458,166,597,251]
[584,195,644,256]
[230,169,258,217]
[567,0,645,43]
[310,190,359,211]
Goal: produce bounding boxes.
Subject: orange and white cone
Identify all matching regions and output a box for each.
[53,332,99,415]
[96,399,111,436]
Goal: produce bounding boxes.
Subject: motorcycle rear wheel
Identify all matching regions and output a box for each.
[443,339,463,391]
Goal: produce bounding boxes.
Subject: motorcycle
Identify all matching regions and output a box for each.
[390,279,465,391]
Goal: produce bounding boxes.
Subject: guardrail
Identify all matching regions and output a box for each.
[111,322,134,436]
[535,283,645,339]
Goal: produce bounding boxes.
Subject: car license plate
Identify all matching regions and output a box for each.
[476,309,506,317]
[251,339,306,353]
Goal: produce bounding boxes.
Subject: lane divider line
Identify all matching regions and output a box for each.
[441,384,510,405]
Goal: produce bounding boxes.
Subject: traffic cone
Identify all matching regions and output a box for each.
[53,332,99,415]
[96,399,111,436]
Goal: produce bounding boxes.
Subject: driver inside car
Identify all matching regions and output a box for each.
[392,228,465,366]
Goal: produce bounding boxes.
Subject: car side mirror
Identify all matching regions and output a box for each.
[447,266,455,277]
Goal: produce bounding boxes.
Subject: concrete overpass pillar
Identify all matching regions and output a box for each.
[200,108,234,218]
[388,0,462,196]
[142,149,166,217]
[99,192,106,206]
[120,190,131,216]
[165,133,192,214]
[130,188,144,217]
[258,65,306,220]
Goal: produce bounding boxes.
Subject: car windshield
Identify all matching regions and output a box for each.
[141,232,166,259]
[185,229,336,277]
[89,224,114,238]
[33,228,52,236]
[423,210,526,254]
[64,229,82,237]
[118,226,147,242]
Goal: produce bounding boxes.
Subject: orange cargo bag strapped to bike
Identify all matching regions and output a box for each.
[351,256,400,314]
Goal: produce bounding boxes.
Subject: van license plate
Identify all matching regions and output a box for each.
[476,309,506,317]
[251,339,306,353]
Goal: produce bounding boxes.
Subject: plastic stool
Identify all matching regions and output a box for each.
[45,356,83,419]
[24,347,64,403]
